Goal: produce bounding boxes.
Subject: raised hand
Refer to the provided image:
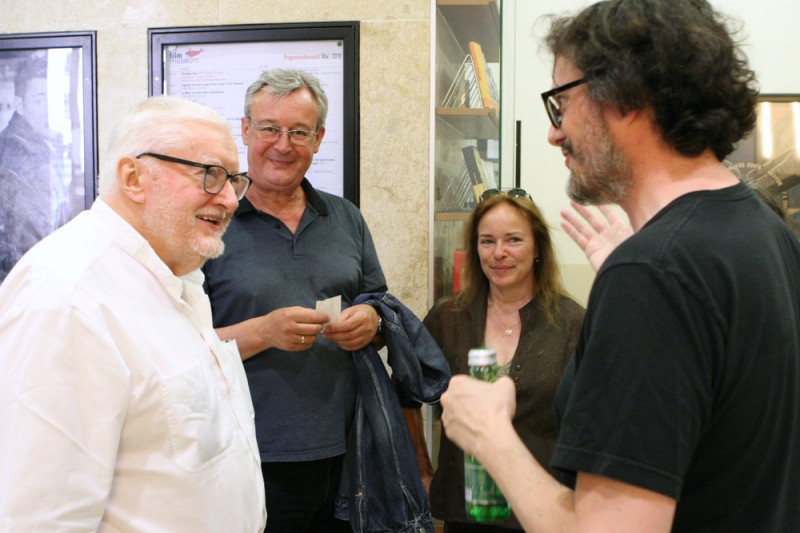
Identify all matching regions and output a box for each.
[561,201,633,272]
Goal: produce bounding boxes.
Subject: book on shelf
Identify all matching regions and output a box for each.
[452,250,466,294]
[462,145,497,202]
[468,41,499,111]
[480,157,497,191]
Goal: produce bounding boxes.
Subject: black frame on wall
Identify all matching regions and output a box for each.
[0,31,98,281]
[0,30,98,207]
[148,22,360,205]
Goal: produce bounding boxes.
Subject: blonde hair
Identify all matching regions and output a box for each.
[453,194,571,324]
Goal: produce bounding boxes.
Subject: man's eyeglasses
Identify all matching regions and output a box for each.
[136,152,252,200]
[479,188,532,202]
[247,119,318,146]
[540,78,588,129]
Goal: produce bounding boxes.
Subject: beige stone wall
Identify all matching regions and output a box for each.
[0,0,432,316]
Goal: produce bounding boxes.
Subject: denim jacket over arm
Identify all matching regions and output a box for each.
[335,292,451,533]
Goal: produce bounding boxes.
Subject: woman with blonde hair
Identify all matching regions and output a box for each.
[425,189,585,532]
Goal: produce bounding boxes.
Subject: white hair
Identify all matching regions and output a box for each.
[99,96,232,196]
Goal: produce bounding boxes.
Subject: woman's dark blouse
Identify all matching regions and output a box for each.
[424,289,585,529]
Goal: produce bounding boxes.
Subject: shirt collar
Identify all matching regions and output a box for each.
[234,177,329,218]
[91,198,193,303]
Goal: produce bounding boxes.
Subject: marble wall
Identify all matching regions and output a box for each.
[0,0,433,316]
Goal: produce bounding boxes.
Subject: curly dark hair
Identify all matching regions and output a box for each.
[544,0,759,160]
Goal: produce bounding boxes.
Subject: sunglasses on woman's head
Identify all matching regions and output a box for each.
[479,188,532,202]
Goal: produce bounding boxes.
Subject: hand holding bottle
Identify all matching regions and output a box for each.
[460,348,512,521]
[440,375,517,459]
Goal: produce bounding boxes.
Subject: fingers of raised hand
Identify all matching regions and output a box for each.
[561,210,590,249]
[561,219,589,250]
[570,201,611,234]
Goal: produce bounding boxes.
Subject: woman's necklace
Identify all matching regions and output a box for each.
[489,303,521,336]
[489,297,526,336]
[497,315,521,336]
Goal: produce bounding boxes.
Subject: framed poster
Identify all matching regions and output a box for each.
[148,22,360,204]
[0,31,97,283]
[725,94,800,236]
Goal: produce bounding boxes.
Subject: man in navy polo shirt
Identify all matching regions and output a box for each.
[203,69,386,533]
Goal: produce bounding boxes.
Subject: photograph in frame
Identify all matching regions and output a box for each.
[0,31,97,283]
[725,94,800,236]
[149,22,359,204]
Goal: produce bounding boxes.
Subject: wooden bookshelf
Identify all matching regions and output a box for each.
[436,107,498,138]
[434,211,471,222]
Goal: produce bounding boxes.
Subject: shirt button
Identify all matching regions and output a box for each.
[515,364,521,370]
[513,376,520,382]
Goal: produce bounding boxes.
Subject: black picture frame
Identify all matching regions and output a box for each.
[148,22,360,205]
[725,94,800,235]
[0,31,98,282]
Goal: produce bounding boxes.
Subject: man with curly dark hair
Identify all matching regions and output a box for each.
[439,1,800,532]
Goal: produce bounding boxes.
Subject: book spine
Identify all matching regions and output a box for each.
[453,249,466,293]
[462,146,487,202]
[468,41,498,111]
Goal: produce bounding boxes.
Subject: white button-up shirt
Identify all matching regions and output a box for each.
[0,199,266,532]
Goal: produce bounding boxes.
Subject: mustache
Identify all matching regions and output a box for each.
[195,209,231,226]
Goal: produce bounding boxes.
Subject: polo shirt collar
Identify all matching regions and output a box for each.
[234,178,329,218]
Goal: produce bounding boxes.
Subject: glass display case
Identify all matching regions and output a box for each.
[431,0,501,303]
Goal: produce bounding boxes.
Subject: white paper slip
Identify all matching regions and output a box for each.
[316,295,342,325]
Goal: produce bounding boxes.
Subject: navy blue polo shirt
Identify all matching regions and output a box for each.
[203,178,387,462]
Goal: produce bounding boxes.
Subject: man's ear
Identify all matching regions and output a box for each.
[603,103,640,125]
[117,156,148,204]
[312,126,326,154]
[241,117,250,147]
[604,104,647,145]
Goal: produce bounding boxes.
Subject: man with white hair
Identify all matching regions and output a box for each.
[0,95,266,532]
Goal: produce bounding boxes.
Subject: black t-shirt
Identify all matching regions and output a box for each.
[553,183,800,532]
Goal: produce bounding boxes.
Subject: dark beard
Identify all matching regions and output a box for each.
[564,114,632,206]
[567,165,630,205]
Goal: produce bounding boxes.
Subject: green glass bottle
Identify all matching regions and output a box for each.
[464,347,512,522]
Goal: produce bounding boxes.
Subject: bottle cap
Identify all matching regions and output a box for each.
[468,347,497,366]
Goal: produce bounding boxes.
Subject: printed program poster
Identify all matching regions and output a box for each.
[162,40,345,197]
